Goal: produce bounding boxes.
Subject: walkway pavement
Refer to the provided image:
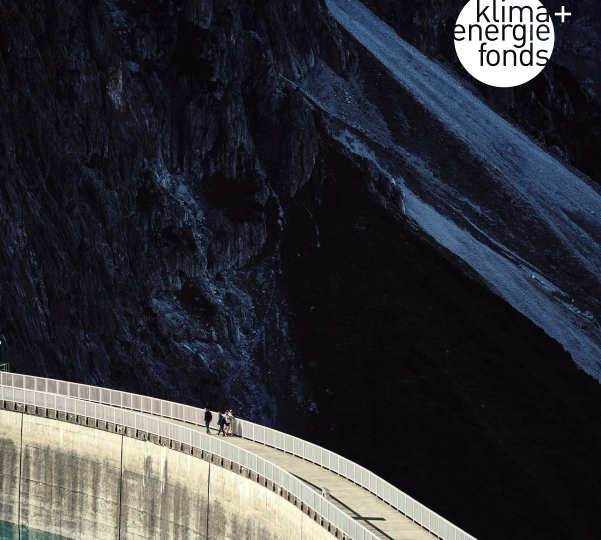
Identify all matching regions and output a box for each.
[162,416,435,540]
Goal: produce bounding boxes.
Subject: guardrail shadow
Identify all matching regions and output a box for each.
[290,472,395,540]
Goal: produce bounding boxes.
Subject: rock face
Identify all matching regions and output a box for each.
[551,0,601,101]
[0,0,344,419]
[1,2,601,540]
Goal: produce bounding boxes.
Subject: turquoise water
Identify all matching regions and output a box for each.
[0,522,67,540]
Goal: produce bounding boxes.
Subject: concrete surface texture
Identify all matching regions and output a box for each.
[0,410,22,525]
[120,436,209,540]
[19,414,122,540]
[0,409,338,540]
[209,465,334,540]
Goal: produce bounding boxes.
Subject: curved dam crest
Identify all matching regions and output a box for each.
[0,409,333,540]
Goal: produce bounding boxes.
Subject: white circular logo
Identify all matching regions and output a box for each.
[454,0,555,88]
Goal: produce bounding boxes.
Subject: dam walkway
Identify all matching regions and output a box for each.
[0,373,475,540]
[163,415,433,540]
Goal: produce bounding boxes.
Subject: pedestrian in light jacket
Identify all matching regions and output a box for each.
[225,410,232,436]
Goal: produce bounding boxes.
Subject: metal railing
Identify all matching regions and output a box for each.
[0,373,476,540]
[0,384,378,540]
[0,364,9,372]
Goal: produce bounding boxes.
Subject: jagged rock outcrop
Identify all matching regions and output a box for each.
[0,0,345,417]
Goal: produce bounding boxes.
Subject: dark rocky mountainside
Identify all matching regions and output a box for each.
[0,0,346,416]
[552,0,601,101]
[361,0,601,183]
[1,1,601,540]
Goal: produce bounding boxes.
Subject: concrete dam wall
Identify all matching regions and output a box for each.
[0,409,333,540]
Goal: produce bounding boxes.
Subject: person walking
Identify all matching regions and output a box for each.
[217,412,226,436]
[204,408,213,434]
[225,410,232,436]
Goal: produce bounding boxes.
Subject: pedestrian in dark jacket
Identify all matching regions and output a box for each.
[217,412,226,436]
[204,408,213,434]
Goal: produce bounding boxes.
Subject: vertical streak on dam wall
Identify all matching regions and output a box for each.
[0,410,22,525]
[0,410,335,540]
[120,437,209,540]
[19,414,122,539]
